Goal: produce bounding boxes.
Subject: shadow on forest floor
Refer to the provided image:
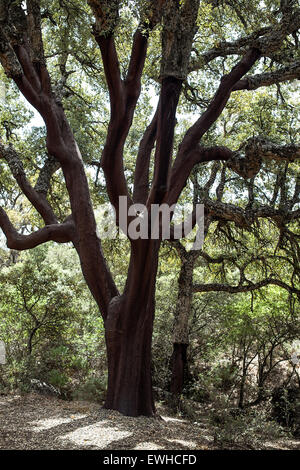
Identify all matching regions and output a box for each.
[0,393,299,450]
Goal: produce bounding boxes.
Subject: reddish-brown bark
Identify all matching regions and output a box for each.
[105,239,160,416]
[4,0,298,416]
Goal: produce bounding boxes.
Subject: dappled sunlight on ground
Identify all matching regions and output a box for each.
[29,415,88,432]
[133,442,163,450]
[0,393,299,450]
[167,439,197,448]
[0,395,22,406]
[59,421,132,448]
[0,393,213,450]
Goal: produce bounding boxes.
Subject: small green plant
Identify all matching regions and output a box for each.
[47,369,69,389]
[72,374,108,403]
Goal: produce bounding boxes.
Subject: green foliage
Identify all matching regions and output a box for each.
[73,374,108,403]
[0,1,299,446]
[212,405,286,449]
[0,243,106,399]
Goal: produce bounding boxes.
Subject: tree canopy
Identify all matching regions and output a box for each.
[0,0,299,416]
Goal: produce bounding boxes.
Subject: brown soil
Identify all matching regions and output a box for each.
[0,393,299,450]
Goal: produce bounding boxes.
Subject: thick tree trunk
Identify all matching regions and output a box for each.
[104,240,160,416]
[104,299,155,416]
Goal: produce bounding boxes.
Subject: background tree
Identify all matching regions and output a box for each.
[169,72,300,400]
[0,0,299,416]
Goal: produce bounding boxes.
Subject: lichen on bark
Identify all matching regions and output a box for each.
[160,0,200,80]
[88,0,120,37]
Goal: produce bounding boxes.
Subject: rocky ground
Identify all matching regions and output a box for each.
[0,393,299,450]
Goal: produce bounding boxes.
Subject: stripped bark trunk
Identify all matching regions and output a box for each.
[104,239,160,416]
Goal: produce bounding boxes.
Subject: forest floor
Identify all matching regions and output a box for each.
[0,392,299,450]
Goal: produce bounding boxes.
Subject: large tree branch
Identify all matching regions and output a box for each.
[0,207,74,250]
[165,50,261,207]
[87,0,119,36]
[26,0,45,65]
[180,49,261,156]
[241,137,300,163]
[190,28,271,71]
[34,155,60,195]
[90,8,149,215]
[94,34,131,214]
[147,77,183,206]
[160,0,200,80]
[166,134,300,208]
[165,3,300,206]
[125,30,149,97]
[146,0,200,206]
[233,61,300,91]
[93,34,124,118]
[89,1,151,217]
[193,278,300,298]
[198,138,300,172]
[190,5,300,71]
[0,1,119,315]
[133,105,159,204]
[0,142,57,225]
[204,198,300,229]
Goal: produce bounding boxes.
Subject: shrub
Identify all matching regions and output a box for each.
[211,405,285,449]
[72,374,108,403]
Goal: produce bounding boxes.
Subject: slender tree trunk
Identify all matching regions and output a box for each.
[170,250,194,400]
[238,365,247,409]
[27,324,40,356]
[170,343,189,396]
[104,240,160,416]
